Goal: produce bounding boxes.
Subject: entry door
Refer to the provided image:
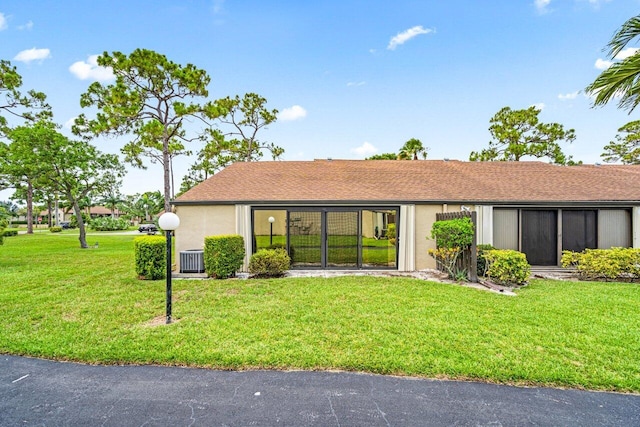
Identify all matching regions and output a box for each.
[326,211,359,267]
[521,210,557,266]
[562,210,597,253]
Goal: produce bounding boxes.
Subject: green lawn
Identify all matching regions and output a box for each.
[1,232,639,392]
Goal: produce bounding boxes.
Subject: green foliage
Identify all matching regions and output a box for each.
[585,14,640,112]
[428,247,466,280]
[69,212,89,229]
[249,248,291,277]
[204,235,245,279]
[90,216,130,231]
[398,138,429,160]
[0,60,50,135]
[387,223,396,239]
[483,250,531,286]
[562,248,640,282]
[366,153,397,160]
[3,229,18,237]
[133,235,166,280]
[49,226,62,233]
[469,106,577,165]
[477,244,495,277]
[430,217,474,249]
[601,120,640,164]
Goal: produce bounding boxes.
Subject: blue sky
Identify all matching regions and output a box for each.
[1,0,639,197]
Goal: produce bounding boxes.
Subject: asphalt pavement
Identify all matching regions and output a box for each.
[1,355,638,426]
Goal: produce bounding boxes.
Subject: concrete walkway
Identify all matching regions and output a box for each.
[1,355,638,426]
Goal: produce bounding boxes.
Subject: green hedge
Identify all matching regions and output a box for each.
[249,248,291,277]
[483,249,530,286]
[90,216,130,231]
[3,229,18,237]
[562,248,640,282]
[204,235,245,279]
[134,235,166,280]
[49,226,62,233]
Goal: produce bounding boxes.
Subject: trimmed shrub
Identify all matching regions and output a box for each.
[483,249,530,286]
[90,216,129,231]
[562,248,640,282]
[49,226,63,233]
[477,244,495,277]
[3,229,18,237]
[430,217,474,249]
[249,248,291,277]
[134,235,166,280]
[204,235,245,279]
[69,212,89,228]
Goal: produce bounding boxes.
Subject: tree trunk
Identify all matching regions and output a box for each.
[26,181,34,234]
[72,197,89,249]
[47,199,53,227]
[162,136,171,214]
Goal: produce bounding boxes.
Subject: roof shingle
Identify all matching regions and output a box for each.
[175,160,640,204]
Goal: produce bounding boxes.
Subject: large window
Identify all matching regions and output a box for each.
[252,207,398,269]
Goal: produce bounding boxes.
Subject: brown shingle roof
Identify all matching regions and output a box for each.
[174,160,640,204]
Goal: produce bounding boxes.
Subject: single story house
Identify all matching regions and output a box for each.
[172,160,640,271]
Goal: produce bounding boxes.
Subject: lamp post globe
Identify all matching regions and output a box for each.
[268,216,275,246]
[159,212,180,324]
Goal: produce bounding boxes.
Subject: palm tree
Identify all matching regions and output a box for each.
[397,138,429,160]
[586,14,640,112]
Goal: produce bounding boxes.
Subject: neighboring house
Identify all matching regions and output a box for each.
[40,206,121,223]
[173,160,640,272]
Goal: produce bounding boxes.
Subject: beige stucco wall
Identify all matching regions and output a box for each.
[174,205,236,270]
[414,204,469,270]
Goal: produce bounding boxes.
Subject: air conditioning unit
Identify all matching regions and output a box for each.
[179,249,205,273]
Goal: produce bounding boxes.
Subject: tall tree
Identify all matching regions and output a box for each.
[23,124,125,248]
[397,138,429,160]
[585,15,640,112]
[73,49,224,213]
[0,59,50,135]
[469,106,577,164]
[601,120,640,164]
[183,93,282,191]
[0,122,55,233]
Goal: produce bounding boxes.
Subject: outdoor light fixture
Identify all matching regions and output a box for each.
[268,216,275,246]
[158,212,180,324]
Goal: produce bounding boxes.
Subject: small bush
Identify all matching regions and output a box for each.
[249,248,291,277]
[3,229,18,237]
[133,235,166,280]
[0,227,4,245]
[562,248,640,282]
[70,212,90,228]
[204,235,245,279]
[477,244,495,277]
[483,249,530,286]
[428,247,466,280]
[90,216,129,231]
[387,223,396,239]
[49,226,63,233]
[430,217,474,249]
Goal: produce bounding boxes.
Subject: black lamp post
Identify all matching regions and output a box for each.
[268,216,275,246]
[158,212,180,324]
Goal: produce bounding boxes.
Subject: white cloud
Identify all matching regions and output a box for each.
[534,0,551,13]
[347,81,366,87]
[0,13,7,31]
[350,142,377,157]
[387,25,433,50]
[69,54,114,81]
[18,20,33,30]
[13,47,51,63]
[595,58,612,70]
[614,47,639,60]
[558,91,579,100]
[278,105,307,121]
[530,103,545,111]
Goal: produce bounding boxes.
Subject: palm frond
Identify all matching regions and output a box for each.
[607,15,640,58]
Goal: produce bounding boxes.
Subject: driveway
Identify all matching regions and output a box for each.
[1,355,638,426]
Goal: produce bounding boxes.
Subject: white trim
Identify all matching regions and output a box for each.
[398,205,415,271]
[475,205,493,246]
[633,207,640,249]
[235,205,252,271]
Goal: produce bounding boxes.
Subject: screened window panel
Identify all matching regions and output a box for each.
[493,209,518,250]
[598,210,631,249]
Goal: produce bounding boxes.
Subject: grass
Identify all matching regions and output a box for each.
[1,232,639,392]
